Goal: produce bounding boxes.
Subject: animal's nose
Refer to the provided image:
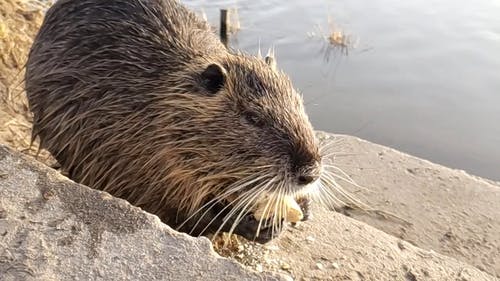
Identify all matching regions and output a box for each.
[297,174,317,185]
[289,140,322,186]
[296,163,321,186]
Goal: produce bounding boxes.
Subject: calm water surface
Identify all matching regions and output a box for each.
[186,0,500,181]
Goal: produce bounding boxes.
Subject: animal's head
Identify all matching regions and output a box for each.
[161,51,322,242]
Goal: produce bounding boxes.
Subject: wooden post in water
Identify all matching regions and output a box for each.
[220,9,228,47]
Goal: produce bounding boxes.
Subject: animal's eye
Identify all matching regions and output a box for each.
[243,111,265,127]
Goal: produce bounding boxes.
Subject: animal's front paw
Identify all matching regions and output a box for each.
[232,213,285,244]
[296,196,312,221]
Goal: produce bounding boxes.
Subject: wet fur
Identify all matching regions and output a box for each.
[25,0,322,242]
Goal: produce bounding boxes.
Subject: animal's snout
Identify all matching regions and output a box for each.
[296,162,321,186]
[291,146,322,186]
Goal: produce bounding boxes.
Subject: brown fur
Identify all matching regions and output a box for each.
[25,0,322,242]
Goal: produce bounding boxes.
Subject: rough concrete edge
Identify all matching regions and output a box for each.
[0,144,288,281]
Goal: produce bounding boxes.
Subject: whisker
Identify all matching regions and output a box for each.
[211,181,269,244]
[256,177,278,237]
[318,136,345,153]
[322,164,362,187]
[206,173,272,237]
[271,186,281,239]
[178,174,267,233]
[320,151,359,158]
[225,179,273,238]
[316,179,346,209]
[276,185,285,236]
[321,173,369,209]
[323,169,360,188]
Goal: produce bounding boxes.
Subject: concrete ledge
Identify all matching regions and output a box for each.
[0,145,284,281]
[1,135,498,280]
[315,132,499,278]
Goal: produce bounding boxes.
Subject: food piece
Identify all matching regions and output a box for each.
[253,195,303,223]
[284,197,304,222]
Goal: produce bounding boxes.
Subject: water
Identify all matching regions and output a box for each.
[185,0,500,181]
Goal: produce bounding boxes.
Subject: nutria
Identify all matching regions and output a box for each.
[25,0,323,243]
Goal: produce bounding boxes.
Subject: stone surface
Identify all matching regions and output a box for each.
[264,208,497,281]
[213,132,499,280]
[0,145,284,281]
[315,132,500,278]
[1,137,499,280]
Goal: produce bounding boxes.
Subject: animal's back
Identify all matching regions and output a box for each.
[26,0,225,172]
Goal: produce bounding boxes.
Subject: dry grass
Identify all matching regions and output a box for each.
[325,16,356,55]
[308,15,357,58]
[227,7,240,34]
[0,0,53,162]
[328,30,351,49]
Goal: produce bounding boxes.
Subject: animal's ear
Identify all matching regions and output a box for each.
[265,46,277,71]
[201,63,226,94]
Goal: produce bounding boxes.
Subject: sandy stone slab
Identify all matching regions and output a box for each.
[316,132,500,278]
[1,138,498,281]
[0,145,284,281]
[263,208,497,281]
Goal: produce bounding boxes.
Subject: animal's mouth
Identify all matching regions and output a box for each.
[214,190,312,243]
[178,176,317,243]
